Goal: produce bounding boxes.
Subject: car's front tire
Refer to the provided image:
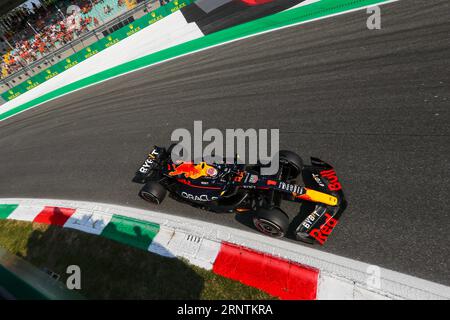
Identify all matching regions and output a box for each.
[139,181,166,204]
[279,150,303,180]
[253,207,290,238]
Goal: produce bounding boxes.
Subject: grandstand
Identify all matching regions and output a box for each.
[0,0,153,80]
[79,0,130,27]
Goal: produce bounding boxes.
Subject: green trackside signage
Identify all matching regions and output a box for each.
[82,44,101,59]
[1,0,194,102]
[24,78,41,91]
[3,87,24,101]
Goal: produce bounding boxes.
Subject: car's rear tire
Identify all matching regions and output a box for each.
[253,207,290,238]
[139,181,166,204]
[279,150,303,180]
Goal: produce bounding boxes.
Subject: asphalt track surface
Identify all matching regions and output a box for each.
[0,0,449,285]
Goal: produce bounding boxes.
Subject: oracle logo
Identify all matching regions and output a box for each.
[181,192,218,202]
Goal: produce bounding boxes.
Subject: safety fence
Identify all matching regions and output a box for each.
[1,0,194,102]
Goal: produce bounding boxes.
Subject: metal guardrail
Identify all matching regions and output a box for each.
[0,247,84,299]
[0,0,159,90]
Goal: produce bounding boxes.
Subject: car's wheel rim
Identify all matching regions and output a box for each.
[140,191,160,204]
[253,218,284,237]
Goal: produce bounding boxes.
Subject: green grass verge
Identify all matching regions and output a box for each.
[0,220,274,299]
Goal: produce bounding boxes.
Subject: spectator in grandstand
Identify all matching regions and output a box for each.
[1,0,131,78]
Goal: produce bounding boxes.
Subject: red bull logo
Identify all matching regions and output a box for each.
[169,162,217,179]
[309,213,339,245]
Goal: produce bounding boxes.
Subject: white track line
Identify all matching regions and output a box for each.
[285,0,321,11]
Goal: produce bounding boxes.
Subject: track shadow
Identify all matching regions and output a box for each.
[19,213,206,299]
[234,210,257,231]
[233,201,316,243]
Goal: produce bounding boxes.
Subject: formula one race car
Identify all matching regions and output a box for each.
[132,145,347,244]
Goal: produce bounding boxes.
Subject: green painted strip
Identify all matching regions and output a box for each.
[0,0,393,121]
[100,214,160,250]
[0,204,18,219]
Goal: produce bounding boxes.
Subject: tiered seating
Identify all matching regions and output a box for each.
[1,0,133,78]
[80,0,130,30]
